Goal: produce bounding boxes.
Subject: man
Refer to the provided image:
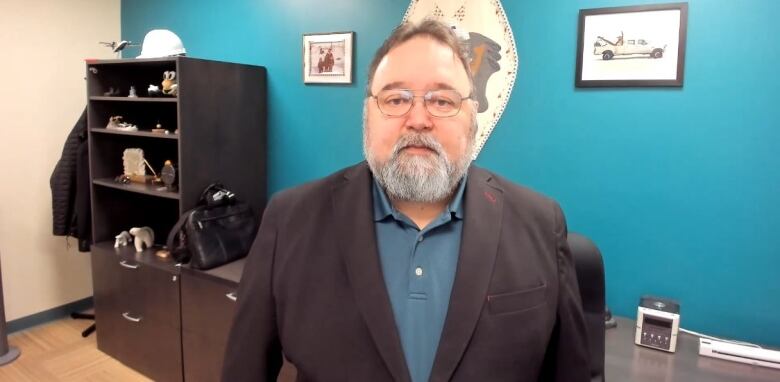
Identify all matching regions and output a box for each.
[317,47,325,73]
[223,19,589,382]
[325,48,334,72]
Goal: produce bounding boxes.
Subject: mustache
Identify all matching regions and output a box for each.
[391,134,445,158]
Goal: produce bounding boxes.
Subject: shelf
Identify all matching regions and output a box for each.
[94,178,179,200]
[89,96,177,103]
[91,127,179,140]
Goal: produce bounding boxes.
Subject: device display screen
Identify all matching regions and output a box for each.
[645,316,672,328]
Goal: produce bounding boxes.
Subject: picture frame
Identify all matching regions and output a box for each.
[303,31,354,84]
[575,2,688,88]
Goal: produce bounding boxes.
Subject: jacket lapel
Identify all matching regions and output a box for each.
[331,163,411,382]
[429,166,504,382]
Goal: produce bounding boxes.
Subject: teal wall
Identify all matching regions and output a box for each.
[122,0,780,346]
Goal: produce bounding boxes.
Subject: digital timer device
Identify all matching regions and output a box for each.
[635,295,680,353]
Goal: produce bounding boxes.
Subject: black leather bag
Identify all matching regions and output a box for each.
[166,184,258,270]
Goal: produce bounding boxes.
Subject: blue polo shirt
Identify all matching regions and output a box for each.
[372,177,466,382]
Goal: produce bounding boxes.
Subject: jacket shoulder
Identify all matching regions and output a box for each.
[472,167,557,206]
[265,162,366,213]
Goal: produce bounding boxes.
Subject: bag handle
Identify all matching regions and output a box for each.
[166,210,194,262]
[198,183,227,205]
[199,182,236,207]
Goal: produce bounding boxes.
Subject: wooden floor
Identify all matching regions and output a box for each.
[0,317,150,381]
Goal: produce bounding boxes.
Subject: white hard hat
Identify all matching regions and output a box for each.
[137,29,186,58]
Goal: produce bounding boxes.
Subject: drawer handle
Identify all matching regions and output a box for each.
[122,312,142,323]
[226,292,237,302]
[119,260,139,270]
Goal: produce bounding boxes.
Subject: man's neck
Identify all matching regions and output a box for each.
[391,196,452,230]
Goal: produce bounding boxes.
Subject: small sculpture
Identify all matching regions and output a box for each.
[161,160,176,191]
[104,87,120,96]
[114,231,133,248]
[106,116,123,129]
[128,86,138,98]
[106,116,138,131]
[161,71,177,96]
[151,122,169,134]
[148,84,161,96]
[116,122,138,131]
[129,226,154,252]
[99,40,138,58]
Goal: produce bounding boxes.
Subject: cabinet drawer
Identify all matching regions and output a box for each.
[115,257,181,328]
[92,249,125,324]
[101,306,183,382]
[92,246,183,382]
[181,273,238,342]
[92,248,181,328]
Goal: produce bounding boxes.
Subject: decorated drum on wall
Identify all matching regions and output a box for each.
[403,0,518,158]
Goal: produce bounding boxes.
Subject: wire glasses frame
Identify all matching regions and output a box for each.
[369,89,472,118]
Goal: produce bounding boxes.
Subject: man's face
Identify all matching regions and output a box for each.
[364,36,476,202]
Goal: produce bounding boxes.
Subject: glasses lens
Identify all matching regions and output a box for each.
[374,89,465,117]
[424,90,462,117]
[377,90,413,116]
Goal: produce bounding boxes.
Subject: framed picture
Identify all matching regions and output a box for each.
[303,31,354,84]
[575,2,688,87]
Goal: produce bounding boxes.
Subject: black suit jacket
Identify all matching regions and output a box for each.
[223,162,590,382]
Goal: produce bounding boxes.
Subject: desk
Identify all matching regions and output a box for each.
[606,317,780,382]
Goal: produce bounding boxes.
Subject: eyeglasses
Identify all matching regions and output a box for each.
[369,89,471,118]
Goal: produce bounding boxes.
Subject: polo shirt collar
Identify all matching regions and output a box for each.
[372,173,468,222]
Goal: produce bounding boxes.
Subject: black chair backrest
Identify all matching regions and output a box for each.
[568,232,606,382]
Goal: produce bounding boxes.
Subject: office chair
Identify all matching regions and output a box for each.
[568,232,606,382]
[71,312,95,337]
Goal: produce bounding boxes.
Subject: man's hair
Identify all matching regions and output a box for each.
[365,19,473,96]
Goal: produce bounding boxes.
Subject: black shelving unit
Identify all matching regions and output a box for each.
[86,56,267,381]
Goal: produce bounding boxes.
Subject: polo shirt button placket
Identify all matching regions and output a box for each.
[414,235,424,278]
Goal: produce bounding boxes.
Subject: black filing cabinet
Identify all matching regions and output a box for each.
[180,259,243,382]
[91,242,182,381]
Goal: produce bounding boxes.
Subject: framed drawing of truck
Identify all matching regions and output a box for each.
[575,3,688,87]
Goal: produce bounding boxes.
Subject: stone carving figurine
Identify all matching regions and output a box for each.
[129,226,154,252]
[114,231,133,248]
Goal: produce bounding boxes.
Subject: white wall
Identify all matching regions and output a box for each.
[0,0,120,321]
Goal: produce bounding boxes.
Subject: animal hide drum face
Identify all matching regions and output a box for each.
[122,148,146,176]
[403,0,518,158]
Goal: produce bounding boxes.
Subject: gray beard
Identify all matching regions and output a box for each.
[365,133,472,203]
